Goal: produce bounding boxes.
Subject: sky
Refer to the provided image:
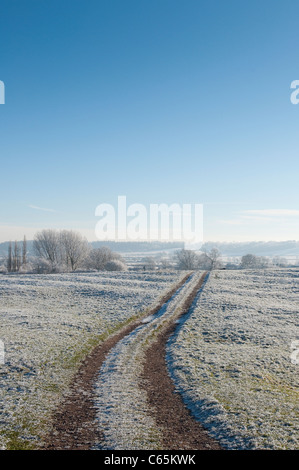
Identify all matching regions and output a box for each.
[1,0,299,243]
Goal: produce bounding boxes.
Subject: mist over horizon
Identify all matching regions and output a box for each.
[1,238,299,259]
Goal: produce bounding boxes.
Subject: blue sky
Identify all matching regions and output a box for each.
[1,0,299,243]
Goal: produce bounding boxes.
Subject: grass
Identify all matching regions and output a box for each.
[167,269,299,449]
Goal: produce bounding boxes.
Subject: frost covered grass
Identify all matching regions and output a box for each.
[167,268,299,450]
[0,270,181,449]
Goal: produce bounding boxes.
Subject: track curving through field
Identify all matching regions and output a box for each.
[43,271,222,450]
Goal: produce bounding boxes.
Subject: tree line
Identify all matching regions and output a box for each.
[174,249,286,270]
[1,232,289,275]
[4,229,127,274]
[175,248,222,270]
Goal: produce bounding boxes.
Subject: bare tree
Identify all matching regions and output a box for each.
[241,253,269,269]
[175,247,222,271]
[7,241,12,273]
[22,235,27,267]
[33,229,60,268]
[240,254,259,268]
[59,230,90,271]
[12,240,21,272]
[196,252,213,270]
[175,249,198,270]
[204,248,222,270]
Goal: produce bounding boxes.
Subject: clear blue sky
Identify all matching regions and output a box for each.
[1,0,299,243]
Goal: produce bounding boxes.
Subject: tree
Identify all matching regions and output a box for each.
[241,253,271,269]
[196,252,213,270]
[59,230,90,271]
[33,229,89,272]
[175,249,198,270]
[86,246,118,271]
[175,247,222,271]
[33,229,60,269]
[22,236,27,267]
[32,257,53,274]
[6,237,29,273]
[12,240,21,272]
[7,241,12,273]
[204,248,222,270]
[105,259,127,271]
[240,254,259,269]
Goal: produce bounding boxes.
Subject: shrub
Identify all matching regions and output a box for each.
[104,259,128,271]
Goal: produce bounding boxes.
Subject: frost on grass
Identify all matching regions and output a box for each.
[167,268,299,450]
[0,270,181,449]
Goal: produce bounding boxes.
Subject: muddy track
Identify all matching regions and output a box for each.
[42,272,192,450]
[42,270,223,451]
[140,272,223,450]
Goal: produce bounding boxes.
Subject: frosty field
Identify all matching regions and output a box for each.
[0,267,298,451]
[0,270,182,449]
[167,268,299,450]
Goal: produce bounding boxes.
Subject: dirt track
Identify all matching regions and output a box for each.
[42,271,223,450]
[141,272,222,450]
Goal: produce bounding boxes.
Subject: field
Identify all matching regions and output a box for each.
[168,268,299,450]
[0,268,298,450]
[0,270,182,449]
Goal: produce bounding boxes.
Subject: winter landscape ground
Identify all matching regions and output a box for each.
[0,267,298,450]
[0,270,182,449]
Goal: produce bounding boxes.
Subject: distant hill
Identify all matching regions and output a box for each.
[0,239,184,258]
[201,241,299,259]
[90,240,184,253]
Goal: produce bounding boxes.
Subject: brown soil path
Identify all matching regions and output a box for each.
[140,272,223,450]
